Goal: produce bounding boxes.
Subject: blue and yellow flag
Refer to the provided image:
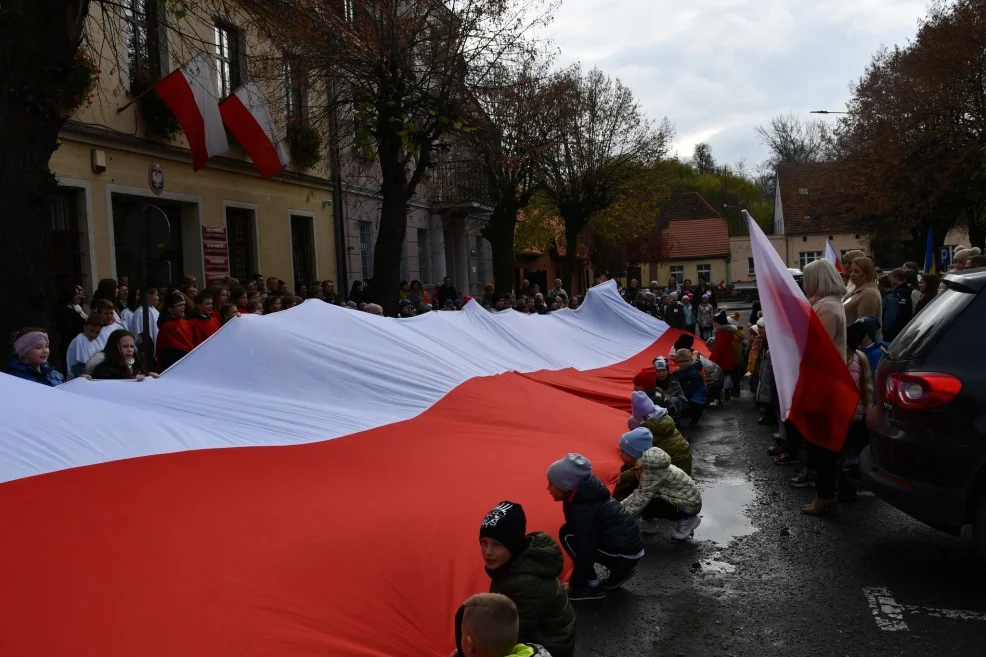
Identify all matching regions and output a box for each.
[924,226,937,274]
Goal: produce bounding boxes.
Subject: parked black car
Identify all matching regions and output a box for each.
[861,268,986,556]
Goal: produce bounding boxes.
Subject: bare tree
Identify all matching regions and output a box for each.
[238,0,552,315]
[755,113,834,165]
[541,66,671,290]
[469,53,566,296]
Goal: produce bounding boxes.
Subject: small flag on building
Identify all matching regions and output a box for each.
[746,210,857,451]
[825,240,843,273]
[154,53,229,170]
[219,82,291,179]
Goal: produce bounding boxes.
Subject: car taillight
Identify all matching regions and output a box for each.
[885,372,962,410]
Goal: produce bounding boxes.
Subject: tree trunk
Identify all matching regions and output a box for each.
[482,205,519,297]
[0,1,89,344]
[967,215,985,254]
[371,181,408,317]
[562,225,581,296]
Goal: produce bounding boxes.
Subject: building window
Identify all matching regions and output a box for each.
[214,23,242,97]
[799,251,822,269]
[225,207,256,283]
[358,220,373,281]
[284,58,308,122]
[748,257,755,277]
[696,264,711,281]
[417,228,430,283]
[290,215,316,292]
[122,0,166,85]
[400,238,409,282]
[476,235,486,285]
[670,265,684,282]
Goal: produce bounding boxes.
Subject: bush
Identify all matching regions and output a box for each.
[287,120,322,170]
[131,69,183,142]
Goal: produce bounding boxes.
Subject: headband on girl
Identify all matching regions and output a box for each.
[14,332,48,360]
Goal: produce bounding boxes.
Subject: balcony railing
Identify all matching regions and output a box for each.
[430,159,490,207]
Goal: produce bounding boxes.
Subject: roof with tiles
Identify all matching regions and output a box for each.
[776,162,856,235]
[658,193,730,260]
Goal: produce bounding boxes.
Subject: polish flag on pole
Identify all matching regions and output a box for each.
[154,53,229,170]
[825,240,844,273]
[219,82,291,179]
[745,210,857,451]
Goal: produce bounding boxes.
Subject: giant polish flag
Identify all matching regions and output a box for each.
[219,82,291,178]
[0,282,684,657]
[745,210,857,451]
[155,53,229,170]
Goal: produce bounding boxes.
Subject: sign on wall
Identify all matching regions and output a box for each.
[148,163,165,195]
[202,225,229,286]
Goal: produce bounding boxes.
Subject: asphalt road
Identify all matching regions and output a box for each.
[575,389,986,657]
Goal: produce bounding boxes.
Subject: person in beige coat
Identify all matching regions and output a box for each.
[842,256,883,338]
[841,249,866,294]
[796,258,848,513]
[804,259,848,356]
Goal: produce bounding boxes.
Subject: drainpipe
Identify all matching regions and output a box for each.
[327,73,348,294]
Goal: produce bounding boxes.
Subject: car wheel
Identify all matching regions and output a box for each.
[974,497,986,561]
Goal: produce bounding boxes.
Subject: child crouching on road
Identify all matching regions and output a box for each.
[626,391,692,474]
[546,454,644,601]
[478,502,576,657]
[453,593,553,657]
[672,348,708,426]
[618,428,703,539]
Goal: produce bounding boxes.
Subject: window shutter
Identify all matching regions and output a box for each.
[235,29,249,89]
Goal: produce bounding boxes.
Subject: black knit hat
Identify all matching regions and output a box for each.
[479,501,527,556]
[714,310,729,325]
[673,333,695,351]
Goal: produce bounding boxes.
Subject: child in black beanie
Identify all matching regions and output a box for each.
[478,502,576,657]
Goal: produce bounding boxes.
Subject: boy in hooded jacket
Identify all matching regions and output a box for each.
[618,428,703,539]
[479,502,576,657]
[453,593,553,657]
[546,454,644,600]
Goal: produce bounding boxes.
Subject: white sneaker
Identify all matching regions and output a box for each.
[638,518,660,535]
[671,515,701,540]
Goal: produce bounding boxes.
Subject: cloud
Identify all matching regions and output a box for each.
[538,0,928,166]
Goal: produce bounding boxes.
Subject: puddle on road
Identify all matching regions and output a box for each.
[696,557,737,574]
[693,483,758,546]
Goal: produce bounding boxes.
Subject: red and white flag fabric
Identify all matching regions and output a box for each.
[154,53,229,170]
[745,210,857,451]
[0,283,695,657]
[219,82,291,178]
[825,240,844,273]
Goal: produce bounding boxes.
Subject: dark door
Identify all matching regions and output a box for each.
[290,214,316,293]
[226,207,256,283]
[113,197,183,287]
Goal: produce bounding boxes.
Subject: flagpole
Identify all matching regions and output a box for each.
[116,83,160,114]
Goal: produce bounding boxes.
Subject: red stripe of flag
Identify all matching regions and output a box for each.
[219,92,285,179]
[155,67,210,170]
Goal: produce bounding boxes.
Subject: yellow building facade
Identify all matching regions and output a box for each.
[49,2,336,293]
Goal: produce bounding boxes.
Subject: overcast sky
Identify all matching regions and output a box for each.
[541,0,929,168]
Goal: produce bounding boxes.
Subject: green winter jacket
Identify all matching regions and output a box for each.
[488,532,576,657]
[642,415,692,476]
[622,447,703,518]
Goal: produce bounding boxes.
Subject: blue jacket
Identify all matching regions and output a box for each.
[881,292,898,341]
[5,357,65,387]
[860,341,888,405]
[674,361,708,405]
